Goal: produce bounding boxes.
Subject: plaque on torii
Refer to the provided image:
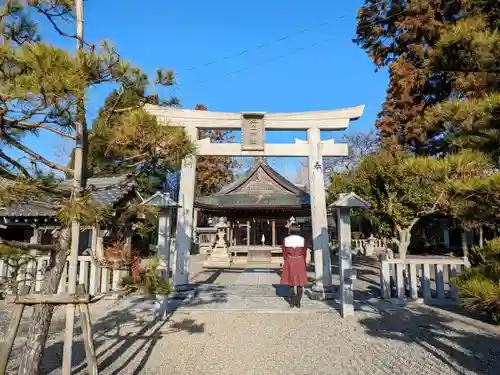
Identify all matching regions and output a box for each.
[146,104,365,296]
[241,113,265,151]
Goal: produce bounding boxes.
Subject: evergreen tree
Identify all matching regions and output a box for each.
[355,1,500,156]
[328,149,491,258]
[88,101,238,198]
[0,1,194,373]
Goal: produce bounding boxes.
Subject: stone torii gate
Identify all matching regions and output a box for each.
[146,104,364,294]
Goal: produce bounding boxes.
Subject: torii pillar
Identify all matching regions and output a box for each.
[146,104,365,291]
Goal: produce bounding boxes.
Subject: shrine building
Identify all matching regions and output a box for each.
[194,158,319,264]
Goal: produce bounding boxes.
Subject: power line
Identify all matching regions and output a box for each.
[184,35,338,88]
[180,8,406,89]
[184,17,345,74]
[182,3,384,75]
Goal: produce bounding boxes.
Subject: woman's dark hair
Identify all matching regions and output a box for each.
[288,223,300,235]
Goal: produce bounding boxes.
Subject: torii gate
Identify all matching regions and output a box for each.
[146,104,365,295]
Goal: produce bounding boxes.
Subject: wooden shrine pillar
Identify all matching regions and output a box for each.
[246,221,250,247]
[272,220,276,247]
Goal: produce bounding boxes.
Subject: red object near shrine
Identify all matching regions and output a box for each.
[280,236,308,286]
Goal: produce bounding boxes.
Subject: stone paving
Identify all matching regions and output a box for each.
[2,255,500,374]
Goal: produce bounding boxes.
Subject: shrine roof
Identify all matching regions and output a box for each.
[195,158,310,209]
[0,175,140,217]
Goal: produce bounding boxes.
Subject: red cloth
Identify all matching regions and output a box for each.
[280,238,308,286]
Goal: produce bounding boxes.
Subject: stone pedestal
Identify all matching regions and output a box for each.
[155,295,168,320]
[364,235,375,257]
[305,285,338,301]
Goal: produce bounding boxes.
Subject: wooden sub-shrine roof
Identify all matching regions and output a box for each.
[0,175,139,218]
[195,159,310,210]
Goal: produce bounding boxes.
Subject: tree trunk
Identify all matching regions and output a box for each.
[17,229,70,375]
[63,1,88,373]
[479,226,484,248]
[397,228,411,260]
[394,219,419,260]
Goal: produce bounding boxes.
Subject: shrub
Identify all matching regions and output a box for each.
[120,255,173,296]
[452,238,500,323]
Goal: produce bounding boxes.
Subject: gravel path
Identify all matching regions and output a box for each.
[2,257,499,374]
[3,290,499,375]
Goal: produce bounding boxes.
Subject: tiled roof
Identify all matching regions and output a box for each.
[195,159,310,209]
[0,175,138,217]
[0,202,57,217]
[58,175,137,206]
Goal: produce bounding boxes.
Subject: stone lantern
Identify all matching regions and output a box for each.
[204,217,230,266]
[328,192,371,318]
[142,191,180,319]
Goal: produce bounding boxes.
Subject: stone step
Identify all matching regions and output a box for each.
[168,288,340,313]
[171,283,340,300]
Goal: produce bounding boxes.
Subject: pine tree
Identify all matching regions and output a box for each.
[354,1,459,152]
[354,1,500,155]
[410,10,500,159]
[0,1,194,373]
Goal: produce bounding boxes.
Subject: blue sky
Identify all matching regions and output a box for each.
[23,0,388,182]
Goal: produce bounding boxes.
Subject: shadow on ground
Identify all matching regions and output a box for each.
[357,303,500,374]
[37,292,215,375]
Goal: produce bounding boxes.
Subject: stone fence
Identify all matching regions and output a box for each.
[331,237,388,256]
[380,255,470,305]
[0,255,127,297]
[195,227,217,254]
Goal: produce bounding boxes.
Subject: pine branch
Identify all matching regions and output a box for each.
[37,6,95,51]
[3,135,73,176]
[0,150,31,178]
[103,89,125,129]
[6,117,76,140]
[0,239,57,252]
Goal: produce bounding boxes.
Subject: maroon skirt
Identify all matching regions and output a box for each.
[280,251,307,286]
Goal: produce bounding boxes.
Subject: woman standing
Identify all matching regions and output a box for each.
[280,223,308,308]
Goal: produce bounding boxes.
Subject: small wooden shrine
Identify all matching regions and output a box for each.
[194,158,312,263]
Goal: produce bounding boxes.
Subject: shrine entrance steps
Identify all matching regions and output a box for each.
[168,284,340,313]
[179,256,382,313]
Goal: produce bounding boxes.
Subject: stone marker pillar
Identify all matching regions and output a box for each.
[337,207,355,317]
[141,191,180,319]
[158,210,173,277]
[155,208,172,319]
[329,192,370,318]
[307,127,332,292]
[173,128,197,288]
